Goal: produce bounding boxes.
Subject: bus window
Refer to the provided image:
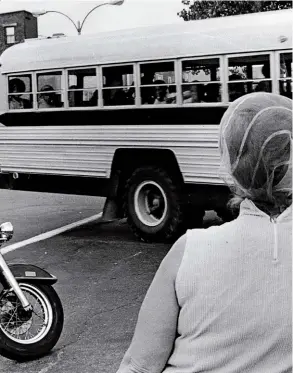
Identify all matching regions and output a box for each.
[182,58,221,103]
[140,62,176,105]
[68,68,98,107]
[37,71,64,109]
[228,54,271,101]
[279,52,292,99]
[102,65,134,106]
[8,75,33,110]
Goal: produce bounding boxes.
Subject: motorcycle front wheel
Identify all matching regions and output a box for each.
[0,282,64,361]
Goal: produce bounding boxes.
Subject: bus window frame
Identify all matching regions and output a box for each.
[101,62,136,109]
[276,49,292,78]
[138,59,178,107]
[226,51,275,101]
[66,66,99,109]
[36,69,65,111]
[97,65,103,108]
[3,50,291,112]
[175,59,182,105]
[180,55,223,105]
[7,72,34,112]
[221,55,228,103]
[32,71,38,110]
[276,49,292,98]
[134,63,141,106]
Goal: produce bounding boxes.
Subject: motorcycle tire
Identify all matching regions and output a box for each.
[0,282,64,362]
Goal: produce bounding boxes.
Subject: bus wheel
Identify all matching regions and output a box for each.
[124,167,183,243]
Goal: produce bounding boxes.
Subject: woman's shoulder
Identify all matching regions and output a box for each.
[187,219,238,239]
[183,218,246,256]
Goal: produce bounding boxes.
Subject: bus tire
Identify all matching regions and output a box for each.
[124,167,183,243]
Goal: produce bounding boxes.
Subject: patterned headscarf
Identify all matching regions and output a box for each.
[219,92,292,205]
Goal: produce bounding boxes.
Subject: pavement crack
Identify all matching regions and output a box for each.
[37,350,64,373]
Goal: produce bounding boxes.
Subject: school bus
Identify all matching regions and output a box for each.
[0,9,291,242]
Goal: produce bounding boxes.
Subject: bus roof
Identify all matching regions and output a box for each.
[0,9,292,74]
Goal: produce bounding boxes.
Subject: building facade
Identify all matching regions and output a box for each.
[0,10,38,55]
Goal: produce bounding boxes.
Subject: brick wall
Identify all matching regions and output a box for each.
[0,10,38,55]
[24,12,38,39]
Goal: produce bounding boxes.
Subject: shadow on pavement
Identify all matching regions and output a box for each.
[63,211,224,243]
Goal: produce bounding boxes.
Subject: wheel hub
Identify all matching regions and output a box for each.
[0,283,53,344]
[0,296,33,335]
[134,181,168,227]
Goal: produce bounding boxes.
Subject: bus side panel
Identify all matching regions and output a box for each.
[0,124,223,186]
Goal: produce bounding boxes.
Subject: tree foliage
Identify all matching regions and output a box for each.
[178,1,292,21]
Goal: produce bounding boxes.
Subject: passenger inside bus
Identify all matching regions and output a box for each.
[152,80,176,104]
[103,73,129,106]
[255,63,271,93]
[68,85,84,107]
[153,80,169,104]
[141,71,155,86]
[228,73,245,101]
[38,85,60,108]
[88,90,98,106]
[8,78,32,109]
[125,84,135,105]
[167,85,177,104]
[279,54,292,99]
[68,85,77,107]
[183,83,205,103]
[103,89,129,106]
[141,71,155,104]
[204,84,221,102]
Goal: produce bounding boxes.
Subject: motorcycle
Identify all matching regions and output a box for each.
[0,222,64,361]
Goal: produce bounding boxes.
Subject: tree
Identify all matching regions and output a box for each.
[178,0,292,21]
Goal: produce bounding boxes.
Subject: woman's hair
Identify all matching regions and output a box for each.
[154,80,167,92]
[39,85,57,106]
[154,79,166,85]
[219,92,292,217]
[40,84,54,92]
[9,78,26,93]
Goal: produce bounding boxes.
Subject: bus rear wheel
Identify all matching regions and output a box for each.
[124,167,183,243]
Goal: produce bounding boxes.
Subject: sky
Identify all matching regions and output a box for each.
[0,0,185,37]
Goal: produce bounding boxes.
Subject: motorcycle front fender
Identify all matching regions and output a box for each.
[8,264,57,285]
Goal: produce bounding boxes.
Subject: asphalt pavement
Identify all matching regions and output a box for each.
[0,190,105,243]
[0,189,222,373]
[1,219,170,373]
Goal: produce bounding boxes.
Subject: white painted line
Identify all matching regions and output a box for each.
[1,212,103,255]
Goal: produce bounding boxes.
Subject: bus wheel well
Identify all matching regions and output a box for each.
[108,149,184,217]
[111,148,184,188]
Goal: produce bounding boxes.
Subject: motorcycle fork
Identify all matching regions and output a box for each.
[0,253,31,310]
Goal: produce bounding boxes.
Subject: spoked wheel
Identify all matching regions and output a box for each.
[124,167,184,242]
[0,283,63,361]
